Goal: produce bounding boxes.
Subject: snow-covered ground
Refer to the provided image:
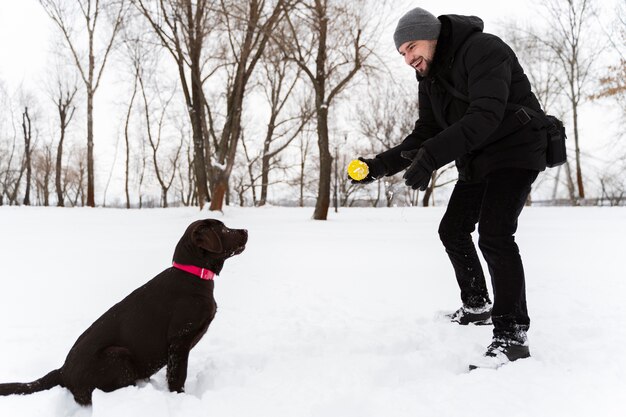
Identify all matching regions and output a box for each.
[0,206,624,417]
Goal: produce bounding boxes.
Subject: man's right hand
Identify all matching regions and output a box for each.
[351,157,387,185]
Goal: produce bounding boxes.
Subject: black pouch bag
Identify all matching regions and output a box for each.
[544,115,567,168]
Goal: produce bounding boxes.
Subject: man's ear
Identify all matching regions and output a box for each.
[191,223,223,253]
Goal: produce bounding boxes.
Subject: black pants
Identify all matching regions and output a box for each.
[438,168,538,342]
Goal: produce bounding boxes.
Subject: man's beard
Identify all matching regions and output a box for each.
[415,58,432,77]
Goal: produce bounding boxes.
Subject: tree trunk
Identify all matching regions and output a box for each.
[124,78,137,209]
[211,174,228,212]
[210,86,244,212]
[313,105,332,220]
[22,108,32,206]
[162,186,168,208]
[564,160,577,204]
[56,126,66,207]
[86,88,95,207]
[259,154,270,206]
[209,101,243,211]
[551,164,561,202]
[299,155,305,207]
[190,56,210,208]
[43,166,50,206]
[572,103,585,199]
[258,121,274,206]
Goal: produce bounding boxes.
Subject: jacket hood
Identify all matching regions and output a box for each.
[418,14,484,81]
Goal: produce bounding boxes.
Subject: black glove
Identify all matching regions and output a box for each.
[401,148,436,191]
[351,157,387,185]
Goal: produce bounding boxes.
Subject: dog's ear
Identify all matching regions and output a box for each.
[191,223,223,253]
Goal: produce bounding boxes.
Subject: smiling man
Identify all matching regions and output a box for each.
[353,7,549,369]
[399,39,437,78]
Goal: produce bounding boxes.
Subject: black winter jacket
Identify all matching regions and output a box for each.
[377,14,547,182]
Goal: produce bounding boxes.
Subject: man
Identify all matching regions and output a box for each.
[354,7,547,369]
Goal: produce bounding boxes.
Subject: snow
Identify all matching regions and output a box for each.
[0,206,625,417]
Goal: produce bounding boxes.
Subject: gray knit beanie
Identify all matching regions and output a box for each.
[393,7,441,51]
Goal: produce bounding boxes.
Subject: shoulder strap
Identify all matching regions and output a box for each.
[435,75,544,120]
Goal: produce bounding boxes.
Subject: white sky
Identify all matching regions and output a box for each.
[0,0,539,88]
[0,0,51,87]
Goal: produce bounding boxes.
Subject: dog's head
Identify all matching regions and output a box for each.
[172,219,248,274]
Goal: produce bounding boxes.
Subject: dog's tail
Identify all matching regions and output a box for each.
[0,369,62,396]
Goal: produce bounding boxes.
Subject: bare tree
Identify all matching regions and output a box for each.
[177,131,197,207]
[119,22,184,208]
[504,23,563,114]
[0,87,24,206]
[21,107,33,206]
[232,131,258,206]
[0,84,7,206]
[293,131,315,207]
[238,130,260,205]
[257,35,313,206]
[33,143,55,206]
[0,131,24,206]
[283,0,381,219]
[131,0,216,208]
[233,172,251,206]
[135,133,148,208]
[133,0,305,210]
[599,167,626,206]
[40,0,127,207]
[63,146,88,206]
[534,0,602,200]
[206,0,292,211]
[118,28,145,209]
[593,2,626,120]
[50,76,78,207]
[122,60,138,209]
[0,95,32,206]
[138,79,183,208]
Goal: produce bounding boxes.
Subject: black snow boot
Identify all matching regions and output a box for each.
[447,303,492,325]
[469,337,530,370]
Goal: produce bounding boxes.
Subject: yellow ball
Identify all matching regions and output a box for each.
[347,159,369,181]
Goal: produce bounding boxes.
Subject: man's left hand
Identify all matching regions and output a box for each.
[401,148,436,191]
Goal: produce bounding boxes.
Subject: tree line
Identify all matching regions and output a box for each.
[1,0,625,216]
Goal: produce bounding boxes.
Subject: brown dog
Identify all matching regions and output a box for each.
[0,219,247,405]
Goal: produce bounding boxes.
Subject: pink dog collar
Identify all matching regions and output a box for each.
[172,262,216,280]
